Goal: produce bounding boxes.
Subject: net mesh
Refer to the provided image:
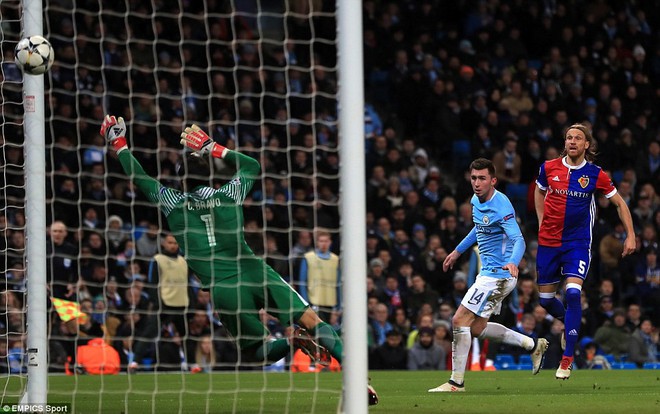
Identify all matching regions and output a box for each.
[1,0,28,400]
[2,0,341,411]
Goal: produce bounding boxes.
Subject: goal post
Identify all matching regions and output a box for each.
[337,0,367,412]
[21,0,49,406]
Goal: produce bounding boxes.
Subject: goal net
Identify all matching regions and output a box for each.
[1,0,355,412]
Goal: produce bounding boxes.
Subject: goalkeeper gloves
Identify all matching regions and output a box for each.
[100,115,128,153]
[180,124,228,158]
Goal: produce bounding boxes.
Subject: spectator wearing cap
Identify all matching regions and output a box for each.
[583,97,598,125]
[409,148,431,189]
[457,39,477,64]
[593,308,632,359]
[106,215,128,255]
[369,258,387,291]
[575,337,611,370]
[407,326,446,370]
[410,223,427,258]
[455,65,480,99]
[433,319,452,357]
[369,329,408,370]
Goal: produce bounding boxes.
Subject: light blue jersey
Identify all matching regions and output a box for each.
[455,189,525,279]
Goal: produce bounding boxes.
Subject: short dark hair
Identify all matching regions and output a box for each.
[469,158,496,177]
[177,153,211,190]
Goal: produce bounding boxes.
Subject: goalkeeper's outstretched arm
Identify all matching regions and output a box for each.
[180,124,260,203]
[100,115,167,205]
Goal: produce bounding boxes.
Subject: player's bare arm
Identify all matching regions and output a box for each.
[609,192,637,256]
[443,250,460,272]
[534,185,546,228]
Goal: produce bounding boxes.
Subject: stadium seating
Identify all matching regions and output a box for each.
[642,362,660,369]
[515,363,533,371]
[452,140,472,173]
[610,362,637,370]
[494,354,516,370]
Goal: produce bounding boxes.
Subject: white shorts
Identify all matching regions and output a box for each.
[460,275,517,318]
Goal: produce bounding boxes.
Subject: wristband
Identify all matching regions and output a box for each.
[111,137,128,153]
[211,143,228,159]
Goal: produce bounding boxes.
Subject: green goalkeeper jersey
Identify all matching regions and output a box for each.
[118,150,262,288]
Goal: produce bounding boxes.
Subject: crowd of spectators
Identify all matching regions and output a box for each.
[1,0,659,373]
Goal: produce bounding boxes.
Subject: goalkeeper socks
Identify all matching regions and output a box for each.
[255,338,290,363]
[450,327,471,385]
[539,293,566,321]
[311,322,343,364]
[563,284,582,358]
[479,322,534,351]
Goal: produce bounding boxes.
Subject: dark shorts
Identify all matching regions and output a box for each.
[211,264,309,350]
[536,243,591,286]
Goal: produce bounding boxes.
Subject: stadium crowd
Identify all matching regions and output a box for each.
[1,0,659,373]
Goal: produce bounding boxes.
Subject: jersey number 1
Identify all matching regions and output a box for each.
[200,214,217,247]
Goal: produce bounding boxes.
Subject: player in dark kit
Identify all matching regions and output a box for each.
[101,115,378,404]
[534,123,635,380]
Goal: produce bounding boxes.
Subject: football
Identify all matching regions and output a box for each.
[14,35,55,75]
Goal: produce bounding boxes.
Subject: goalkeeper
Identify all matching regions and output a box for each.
[100,115,342,366]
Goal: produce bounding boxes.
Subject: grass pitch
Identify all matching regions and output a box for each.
[2,370,659,413]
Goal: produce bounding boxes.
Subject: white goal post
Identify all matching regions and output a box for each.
[21,0,49,406]
[337,0,368,412]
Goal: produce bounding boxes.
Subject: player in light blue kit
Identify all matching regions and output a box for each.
[428,158,548,393]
